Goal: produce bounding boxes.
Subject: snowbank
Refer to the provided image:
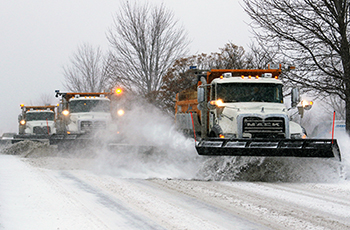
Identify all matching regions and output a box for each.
[1,140,56,158]
[197,156,343,182]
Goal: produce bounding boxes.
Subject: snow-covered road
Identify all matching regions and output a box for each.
[1,153,350,230]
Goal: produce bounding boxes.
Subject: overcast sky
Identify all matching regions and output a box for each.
[0,0,252,134]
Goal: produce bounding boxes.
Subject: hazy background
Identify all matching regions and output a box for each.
[0,0,251,134]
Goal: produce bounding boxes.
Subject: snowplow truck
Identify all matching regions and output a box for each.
[175,65,341,160]
[50,89,125,150]
[13,104,57,143]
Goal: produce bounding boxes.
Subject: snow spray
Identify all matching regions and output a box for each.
[93,99,201,179]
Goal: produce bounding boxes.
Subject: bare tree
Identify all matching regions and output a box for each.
[243,0,350,133]
[159,54,208,114]
[211,43,246,69]
[245,42,280,69]
[63,43,109,92]
[159,43,264,114]
[106,1,189,103]
[320,94,346,120]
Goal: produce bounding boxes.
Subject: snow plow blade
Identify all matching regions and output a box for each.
[49,134,148,153]
[196,138,341,160]
[12,134,50,144]
[49,134,101,151]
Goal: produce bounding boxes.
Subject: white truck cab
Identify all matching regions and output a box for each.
[55,91,115,135]
[64,96,112,134]
[18,105,56,135]
[208,73,304,139]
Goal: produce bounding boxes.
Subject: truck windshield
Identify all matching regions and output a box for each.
[26,112,55,121]
[69,100,110,113]
[216,83,283,103]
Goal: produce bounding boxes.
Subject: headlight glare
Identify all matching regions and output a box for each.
[62,110,70,116]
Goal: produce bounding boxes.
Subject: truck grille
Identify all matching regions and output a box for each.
[243,117,285,138]
[33,126,50,134]
[80,121,106,132]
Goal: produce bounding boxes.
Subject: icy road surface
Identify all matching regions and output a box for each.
[1,153,350,230]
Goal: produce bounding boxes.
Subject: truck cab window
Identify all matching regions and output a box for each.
[69,100,110,113]
[217,83,283,103]
[26,112,55,121]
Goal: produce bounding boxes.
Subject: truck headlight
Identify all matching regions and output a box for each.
[301,100,313,110]
[20,120,26,125]
[216,99,224,107]
[117,109,125,116]
[208,99,224,109]
[62,110,70,116]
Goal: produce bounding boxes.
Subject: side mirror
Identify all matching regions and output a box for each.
[291,87,300,107]
[197,87,204,103]
[18,115,22,122]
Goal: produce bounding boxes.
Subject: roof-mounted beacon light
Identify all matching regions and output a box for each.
[115,88,123,95]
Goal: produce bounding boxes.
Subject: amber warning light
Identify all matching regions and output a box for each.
[115,88,123,95]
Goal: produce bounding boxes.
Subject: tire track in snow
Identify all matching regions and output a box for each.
[270,182,350,207]
[220,181,350,228]
[67,172,238,230]
[213,181,350,229]
[242,182,350,228]
[133,179,269,230]
[60,171,165,230]
[149,179,350,230]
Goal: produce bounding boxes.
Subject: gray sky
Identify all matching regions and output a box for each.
[0,0,252,133]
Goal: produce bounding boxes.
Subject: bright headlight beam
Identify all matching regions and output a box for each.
[216,99,224,107]
[62,110,70,116]
[117,109,125,116]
